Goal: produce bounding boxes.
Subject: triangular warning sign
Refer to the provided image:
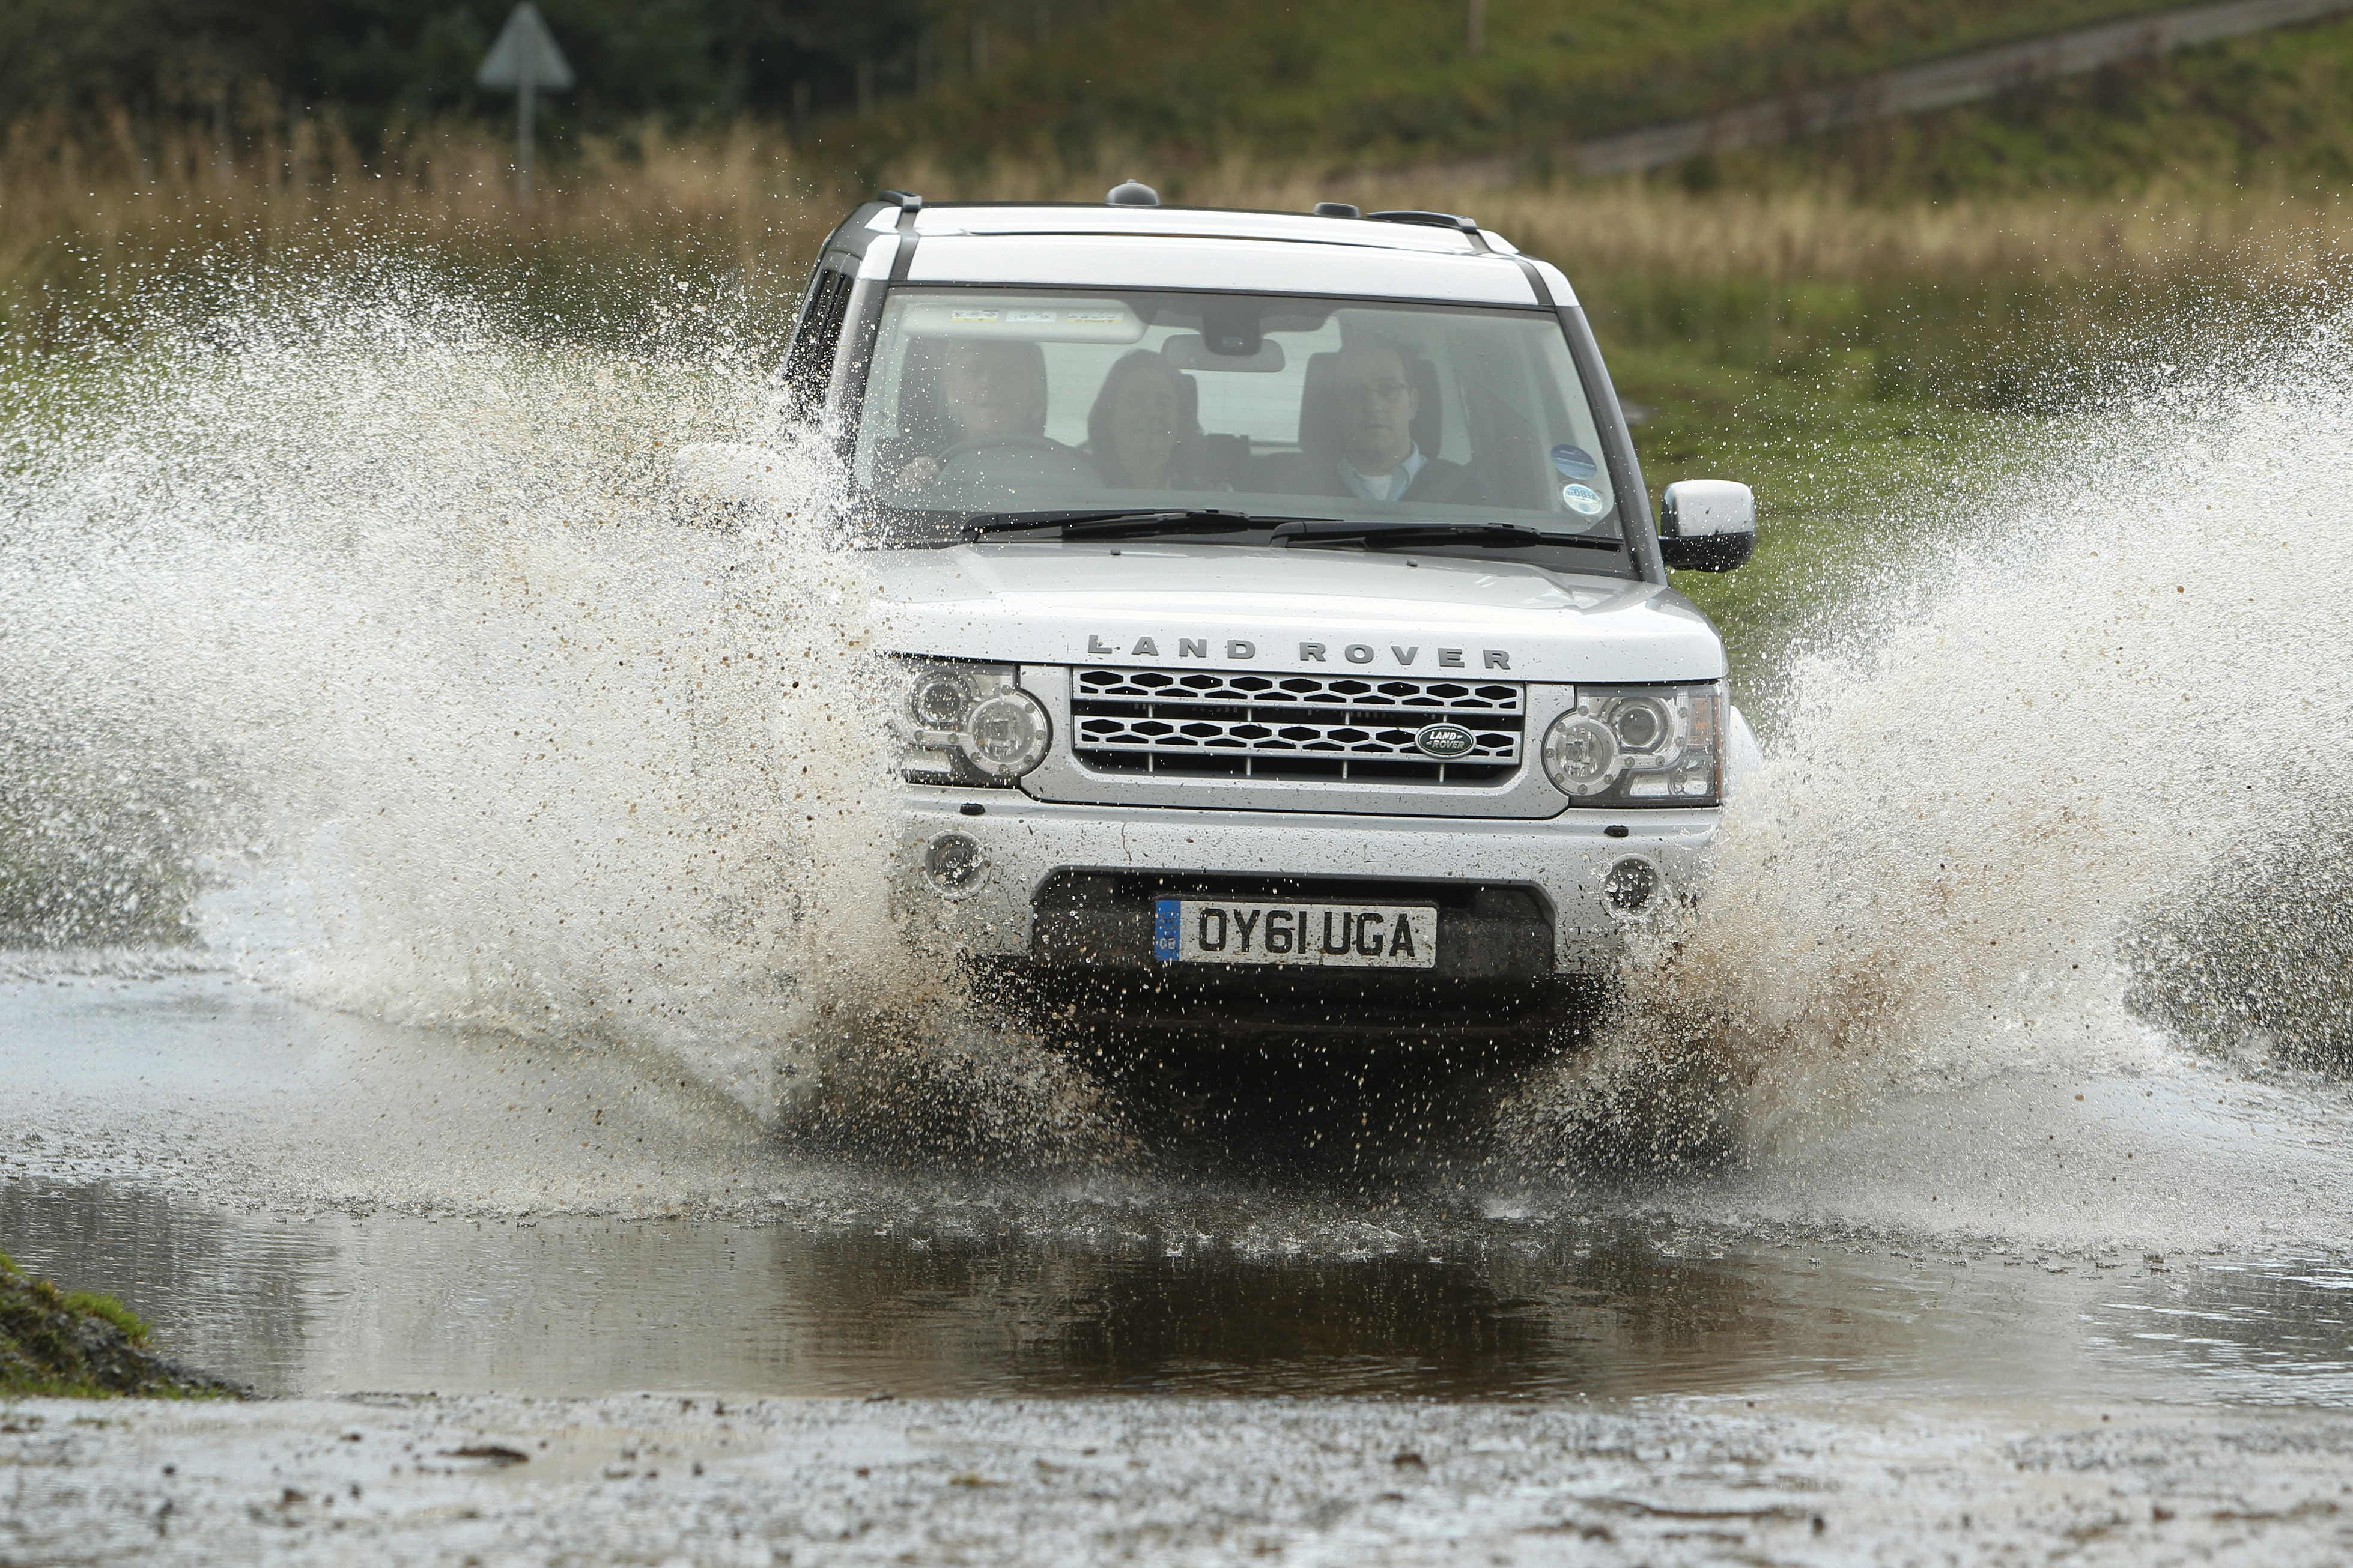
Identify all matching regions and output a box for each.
[476,4,575,91]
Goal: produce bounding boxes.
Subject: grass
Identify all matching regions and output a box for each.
[846,0,2353,199]
[0,1250,237,1399]
[855,0,2196,169]
[0,108,839,349]
[9,101,2350,362]
[1696,11,2353,201]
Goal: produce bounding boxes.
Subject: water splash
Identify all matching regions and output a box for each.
[1505,318,2353,1241]
[14,258,2353,1226]
[0,262,1120,1159]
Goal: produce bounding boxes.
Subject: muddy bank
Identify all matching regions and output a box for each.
[0,1252,238,1399]
[10,1390,2353,1565]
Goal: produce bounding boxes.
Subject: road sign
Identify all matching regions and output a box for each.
[477,4,574,204]
[477,4,575,91]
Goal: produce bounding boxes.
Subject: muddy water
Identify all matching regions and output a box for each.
[13,1175,2353,1408]
[8,966,2353,1411]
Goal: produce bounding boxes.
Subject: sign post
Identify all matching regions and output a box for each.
[476,4,575,205]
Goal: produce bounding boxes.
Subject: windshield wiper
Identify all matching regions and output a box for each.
[1277,521,1622,552]
[964,509,1338,542]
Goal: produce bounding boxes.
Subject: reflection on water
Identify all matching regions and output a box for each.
[2092,1260,2353,1404]
[7,1178,2351,1405]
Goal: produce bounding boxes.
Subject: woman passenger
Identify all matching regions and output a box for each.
[1085,350,1224,491]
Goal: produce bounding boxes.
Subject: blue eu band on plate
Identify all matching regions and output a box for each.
[1153,900,1439,969]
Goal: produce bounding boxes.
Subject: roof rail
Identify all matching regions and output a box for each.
[874,189,923,238]
[1365,208,1489,253]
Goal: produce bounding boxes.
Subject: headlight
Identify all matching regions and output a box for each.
[891,658,1050,785]
[1541,683,1721,805]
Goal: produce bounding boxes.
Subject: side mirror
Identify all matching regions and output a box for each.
[1658,479,1756,572]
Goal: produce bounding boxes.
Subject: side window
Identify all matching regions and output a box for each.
[783,264,854,402]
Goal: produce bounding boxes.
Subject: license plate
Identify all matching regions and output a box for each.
[1152,900,1438,969]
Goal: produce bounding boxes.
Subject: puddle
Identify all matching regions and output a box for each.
[5,1173,2348,1406]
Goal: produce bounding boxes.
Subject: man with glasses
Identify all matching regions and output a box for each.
[1296,333,1490,506]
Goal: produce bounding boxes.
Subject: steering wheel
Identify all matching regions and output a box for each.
[930,434,1101,497]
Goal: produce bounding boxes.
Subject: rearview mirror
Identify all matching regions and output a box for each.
[1657,479,1756,572]
[1162,333,1286,373]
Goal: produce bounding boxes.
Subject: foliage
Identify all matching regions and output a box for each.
[870,0,2197,168]
[0,0,925,137]
[1699,13,2353,201]
[0,1250,237,1399]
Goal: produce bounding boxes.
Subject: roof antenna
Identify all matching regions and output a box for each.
[1107,178,1160,207]
[1313,202,1360,217]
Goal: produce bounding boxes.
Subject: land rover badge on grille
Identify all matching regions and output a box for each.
[1414,724,1477,759]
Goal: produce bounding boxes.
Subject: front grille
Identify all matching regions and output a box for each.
[1070,667,1524,785]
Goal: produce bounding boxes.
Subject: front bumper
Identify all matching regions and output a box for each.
[888,787,1719,976]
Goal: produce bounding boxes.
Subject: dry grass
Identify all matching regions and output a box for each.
[1499,183,2353,288]
[904,152,2353,286]
[7,111,2352,358]
[1,109,842,332]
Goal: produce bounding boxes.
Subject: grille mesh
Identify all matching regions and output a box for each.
[1071,667,1525,784]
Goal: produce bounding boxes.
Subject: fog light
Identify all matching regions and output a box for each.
[1604,856,1659,913]
[1541,714,1618,795]
[924,832,986,895]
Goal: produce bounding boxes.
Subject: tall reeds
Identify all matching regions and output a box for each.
[7,109,2351,404]
[1,107,841,344]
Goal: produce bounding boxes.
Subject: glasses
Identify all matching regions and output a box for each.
[1342,378,1412,404]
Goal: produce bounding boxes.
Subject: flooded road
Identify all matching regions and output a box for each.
[10,961,2353,1413]
[8,276,2353,1560]
[12,1152,2353,1409]
[11,962,2353,1564]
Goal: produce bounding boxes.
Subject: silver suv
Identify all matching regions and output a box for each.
[785,186,1759,1044]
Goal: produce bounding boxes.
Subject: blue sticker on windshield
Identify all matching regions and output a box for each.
[1560,483,1608,517]
[1550,444,1599,480]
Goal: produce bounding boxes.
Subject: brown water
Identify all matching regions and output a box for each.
[9,1172,2353,1408]
[7,967,2352,1411]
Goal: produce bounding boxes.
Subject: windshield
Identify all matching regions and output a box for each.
[851,288,1628,567]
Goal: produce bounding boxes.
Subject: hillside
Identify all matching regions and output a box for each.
[1699,8,2353,197]
[853,0,2353,195]
[859,0,2199,169]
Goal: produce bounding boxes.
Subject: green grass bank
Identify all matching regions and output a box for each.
[0,1252,239,1399]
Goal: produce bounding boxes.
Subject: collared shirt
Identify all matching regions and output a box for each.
[1338,444,1425,502]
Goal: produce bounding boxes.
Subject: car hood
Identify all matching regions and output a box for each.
[863,542,1723,684]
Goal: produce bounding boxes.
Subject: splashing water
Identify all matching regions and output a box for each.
[1505,318,2353,1244]
[11,262,2353,1229]
[0,265,1124,1154]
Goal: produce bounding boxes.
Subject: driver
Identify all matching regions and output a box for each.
[893,337,1053,489]
[1294,334,1489,506]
